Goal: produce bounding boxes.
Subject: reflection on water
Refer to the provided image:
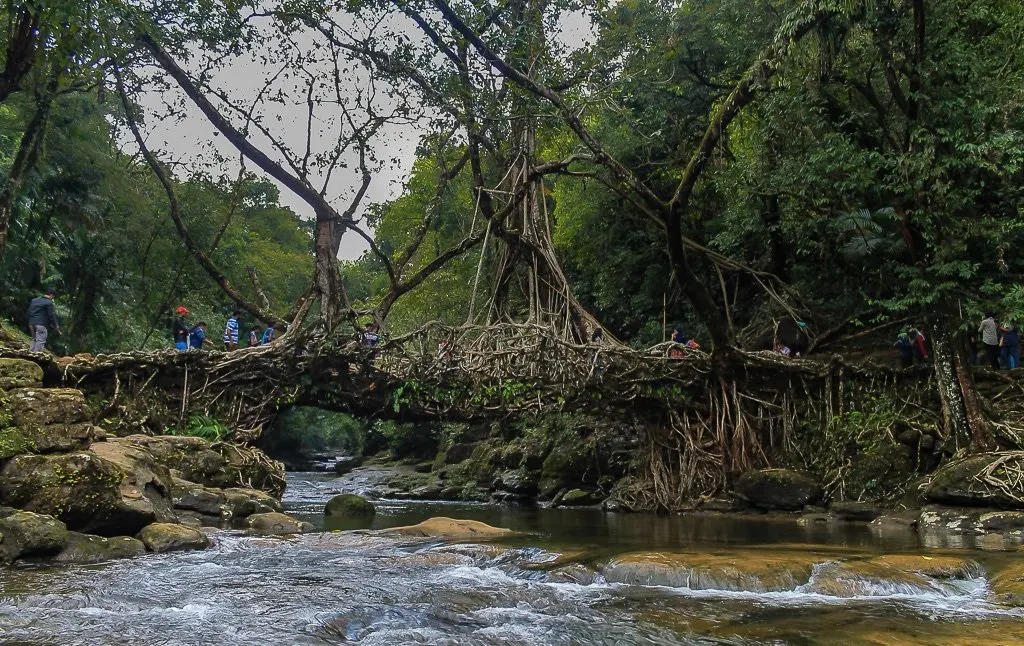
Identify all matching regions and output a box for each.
[0,470,1020,646]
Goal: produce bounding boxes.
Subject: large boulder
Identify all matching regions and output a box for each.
[558,488,601,507]
[325,493,375,517]
[246,512,314,535]
[0,509,69,563]
[0,443,175,536]
[0,387,95,459]
[0,359,42,391]
[171,477,226,517]
[735,469,822,510]
[139,522,210,553]
[54,532,146,563]
[2,388,89,427]
[381,517,515,540]
[925,453,1024,509]
[112,435,286,497]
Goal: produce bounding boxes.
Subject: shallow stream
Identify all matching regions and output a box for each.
[1,470,1023,645]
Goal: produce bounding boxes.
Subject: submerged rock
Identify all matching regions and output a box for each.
[138,523,210,553]
[802,555,983,597]
[925,453,1024,509]
[991,561,1024,606]
[246,512,314,535]
[734,469,822,510]
[0,358,42,390]
[829,501,883,522]
[325,493,376,517]
[382,517,515,540]
[601,551,819,592]
[54,532,147,563]
[0,509,68,563]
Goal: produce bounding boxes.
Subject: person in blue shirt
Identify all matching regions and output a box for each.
[223,311,240,351]
[189,322,207,350]
[261,325,277,345]
[1000,323,1019,370]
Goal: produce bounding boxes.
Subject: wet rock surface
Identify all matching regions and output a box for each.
[324,493,375,517]
[54,532,147,563]
[0,509,69,562]
[246,512,314,535]
[734,469,822,510]
[925,453,1024,509]
[381,517,515,540]
[138,523,210,553]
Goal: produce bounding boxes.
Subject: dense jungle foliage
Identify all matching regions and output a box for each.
[0,0,1020,361]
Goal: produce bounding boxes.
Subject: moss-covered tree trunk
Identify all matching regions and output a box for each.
[931,327,992,451]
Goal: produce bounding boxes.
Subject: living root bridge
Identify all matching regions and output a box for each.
[5,323,1006,509]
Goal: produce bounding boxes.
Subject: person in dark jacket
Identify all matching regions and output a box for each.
[172,306,191,351]
[27,288,59,352]
[1000,323,1019,370]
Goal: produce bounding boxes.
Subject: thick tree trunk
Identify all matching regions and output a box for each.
[314,218,346,330]
[931,327,993,451]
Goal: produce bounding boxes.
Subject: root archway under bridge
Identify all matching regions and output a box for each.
[7,323,1024,507]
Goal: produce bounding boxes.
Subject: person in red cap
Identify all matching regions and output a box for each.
[171,306,191,351]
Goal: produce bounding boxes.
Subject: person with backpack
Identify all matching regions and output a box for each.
[189,322,208,350]
[27,288,60,353]
[1000,323,1019,370]
[223,311,240,351]
[171,306,190,351]
[980,313,1000,369]
[261,325,277,345]
[248,325,262,347]
[894,333,914,368]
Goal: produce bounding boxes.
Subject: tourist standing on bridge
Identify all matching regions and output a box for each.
[363,322,380,347]
[980,312,1000,369]
[261,325,277,345]
[224,311,240,351]
[189,322,207,350]
[1000,322,1019,370]
[248,325,262,347]
[171,306,190,351]
[27,288,59,352]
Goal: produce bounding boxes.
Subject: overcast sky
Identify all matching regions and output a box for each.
[137,9,594,261]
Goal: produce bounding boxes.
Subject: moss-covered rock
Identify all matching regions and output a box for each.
[2,388,89,427]
[139,522,210,552]
[539,442,593,497]
[0,359,42,391]
[560,488,601,506]
[0,443,175,536]
[54,532,147,563]
[381,517,515,540]
[325,493,376,517]
[926,453,1024,509]
[221,487,282,517]
[734,469,822,510]
[0,423,95,460]
[246,512,313,535]
[0,509,69,563]
[113,435,285,498]
[829,501,883,522]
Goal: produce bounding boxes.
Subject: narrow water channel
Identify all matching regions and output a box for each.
[1,470,1022,645]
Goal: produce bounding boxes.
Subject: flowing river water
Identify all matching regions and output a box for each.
[2,469,1023,645]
